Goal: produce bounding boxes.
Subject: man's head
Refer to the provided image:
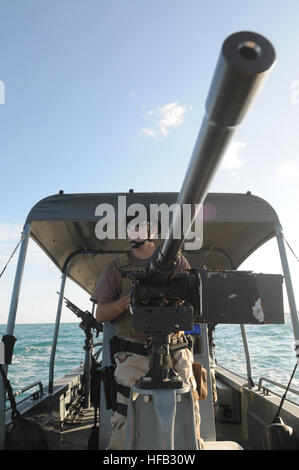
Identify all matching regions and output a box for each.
[127,218,158,249]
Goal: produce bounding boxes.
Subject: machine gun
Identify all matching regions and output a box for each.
[126,31,279,390]
[123,32,280,449]
[59,294,103,410]
[59,293,103,336]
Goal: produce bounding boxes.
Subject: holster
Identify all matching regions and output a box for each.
[109,335,122,365]
[99,365,117,410]
[100,336,149,417]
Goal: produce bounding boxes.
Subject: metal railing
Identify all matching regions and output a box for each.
[5,380,44,409]
[257,376,299,398]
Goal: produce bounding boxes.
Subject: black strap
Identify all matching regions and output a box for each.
[119,338,149,357]
[0,365,21,420]
[116,382,131,399]
[1,335,17,365]
[110,336,149,366]
[115,402,128,417]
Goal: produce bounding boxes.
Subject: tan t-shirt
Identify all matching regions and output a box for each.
[91,252,190,340]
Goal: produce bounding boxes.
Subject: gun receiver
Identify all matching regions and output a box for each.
[146,31,276,281]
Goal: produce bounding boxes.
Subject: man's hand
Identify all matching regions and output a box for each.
[115,294,131,312]
[96,294,131,323]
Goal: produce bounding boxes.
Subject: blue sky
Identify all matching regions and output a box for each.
[0,0,299,323]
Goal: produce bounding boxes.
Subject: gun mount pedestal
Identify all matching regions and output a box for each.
[125,272,198,449]
[137,333,184,390]
[126,385,198,450]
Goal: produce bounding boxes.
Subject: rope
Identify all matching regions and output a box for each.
[0,236,22,279]
[283,235,299,264]
[273,362,298,423]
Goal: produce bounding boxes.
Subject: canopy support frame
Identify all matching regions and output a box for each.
[0,223,31,450]
[275,224,299,361]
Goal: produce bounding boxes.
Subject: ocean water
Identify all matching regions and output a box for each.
[1,315,298,406]
[0,323,92,405]
[214,314,299,404]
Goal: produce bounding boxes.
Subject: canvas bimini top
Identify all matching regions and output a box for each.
[25,191,280,295]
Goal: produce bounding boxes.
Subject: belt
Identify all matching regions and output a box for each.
[115,402,128,417]
[118,335,191,356]
[119,338,149,356]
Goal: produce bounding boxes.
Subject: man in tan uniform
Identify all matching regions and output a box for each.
[91,220,203,450]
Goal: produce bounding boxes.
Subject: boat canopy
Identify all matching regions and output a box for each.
[25,192,280,295]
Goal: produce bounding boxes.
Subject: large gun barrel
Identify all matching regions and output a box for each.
[148,31,276,280]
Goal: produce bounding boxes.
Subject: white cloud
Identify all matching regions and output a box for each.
[221,141,247,170]
[141,101,190,139]
[276,162,299,180]
[140,127,158,139]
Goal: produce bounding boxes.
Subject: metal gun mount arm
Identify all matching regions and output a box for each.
[147,31,276,281]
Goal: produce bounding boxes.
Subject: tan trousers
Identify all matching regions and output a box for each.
[107,348,204,450]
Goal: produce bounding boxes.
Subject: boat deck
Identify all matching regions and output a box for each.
[215,420,249,450]
[53,406,248,451]
[55,408,96,450]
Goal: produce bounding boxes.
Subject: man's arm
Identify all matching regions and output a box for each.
[91,261,130,323]
[95,294,130,323]
[178,254,191,272]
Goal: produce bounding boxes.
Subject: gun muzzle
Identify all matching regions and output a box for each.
[148,31,276,280]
